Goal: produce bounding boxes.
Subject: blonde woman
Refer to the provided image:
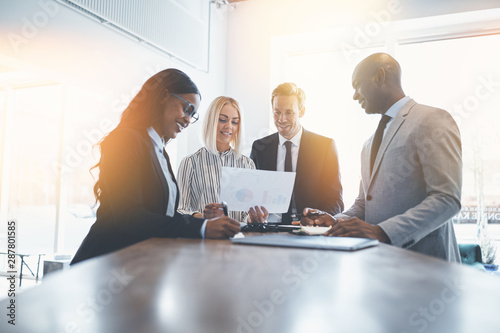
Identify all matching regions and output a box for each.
[177,96,268,222]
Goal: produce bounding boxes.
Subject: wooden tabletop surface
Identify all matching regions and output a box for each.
[2,234,500,333]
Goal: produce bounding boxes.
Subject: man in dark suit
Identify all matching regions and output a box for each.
[250,82,343,223]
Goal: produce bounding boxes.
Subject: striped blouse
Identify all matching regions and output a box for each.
[177,147,255,222]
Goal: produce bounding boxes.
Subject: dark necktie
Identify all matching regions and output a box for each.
[283,141,294,223]
[370,115,391,173]
[284,141,293,172]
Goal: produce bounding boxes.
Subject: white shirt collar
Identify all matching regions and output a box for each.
[384,96,411,119]
[147,127,165,151]
[278,127,303,147]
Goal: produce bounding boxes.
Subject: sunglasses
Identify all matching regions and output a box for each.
[170,93,199,124]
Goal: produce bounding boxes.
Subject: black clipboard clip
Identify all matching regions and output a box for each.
[221,201,228,216]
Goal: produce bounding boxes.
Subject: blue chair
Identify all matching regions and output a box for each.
[458,243,485,270]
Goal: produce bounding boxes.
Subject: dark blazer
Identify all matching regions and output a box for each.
[250,129,343,216]
[71,128,204,265]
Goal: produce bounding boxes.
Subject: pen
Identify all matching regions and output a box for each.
[297,212,323,220]
[221,201,228,216]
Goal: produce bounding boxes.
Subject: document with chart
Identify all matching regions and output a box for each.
[220,167,296,213]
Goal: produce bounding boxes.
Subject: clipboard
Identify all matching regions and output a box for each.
[231,234,379,251]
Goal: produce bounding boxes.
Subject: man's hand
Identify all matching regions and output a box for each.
[205,216,241,239]
[297,208,337,227]
[203,203,224,219]
[323,217,390,243]
[248,206,269,224]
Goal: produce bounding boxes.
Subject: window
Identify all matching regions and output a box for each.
[271,9,500,260]
[0,74,119,260]
[278,47,385,210]
[396,34,500,243]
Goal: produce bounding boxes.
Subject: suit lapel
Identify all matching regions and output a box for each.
[369,99,416,185]
[163,149,180,208]
[294,129,312,209]
[361,139,372,189]
[263,133,279,170]
[148,143,169,209]
[295,129,311,185]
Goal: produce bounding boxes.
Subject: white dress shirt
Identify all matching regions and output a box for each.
[147,127,177,217]
[277,127,303,172]
[382,96,411,139]
[147,127,208,237]
[267,127,302,222]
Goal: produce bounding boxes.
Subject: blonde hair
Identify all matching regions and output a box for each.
[203,96,244,158]
[271,82,306,111]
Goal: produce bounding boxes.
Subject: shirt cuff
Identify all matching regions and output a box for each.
[200,219,208,238]
[334,213,351,220]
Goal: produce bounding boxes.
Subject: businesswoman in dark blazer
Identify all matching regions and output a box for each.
[71,69,240,265]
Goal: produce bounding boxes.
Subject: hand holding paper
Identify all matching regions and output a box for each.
[248,206,269,223]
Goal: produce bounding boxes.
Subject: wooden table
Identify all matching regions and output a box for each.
[2,235,500,333]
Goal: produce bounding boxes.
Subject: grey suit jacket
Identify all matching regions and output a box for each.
[341,99,462,262]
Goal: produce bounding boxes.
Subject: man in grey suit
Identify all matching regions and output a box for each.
[302,53,462,262]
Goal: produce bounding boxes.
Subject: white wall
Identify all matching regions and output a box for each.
[0,0,230,253]
[225,0,500,155]
[225,0,500,213]
[0,0,228,166]
[225,0,396,155]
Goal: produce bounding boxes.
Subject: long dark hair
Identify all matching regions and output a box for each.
[92,69,200,202]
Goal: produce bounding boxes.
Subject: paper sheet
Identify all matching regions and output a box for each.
[220,167,296,213]
[298,226,331,235]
